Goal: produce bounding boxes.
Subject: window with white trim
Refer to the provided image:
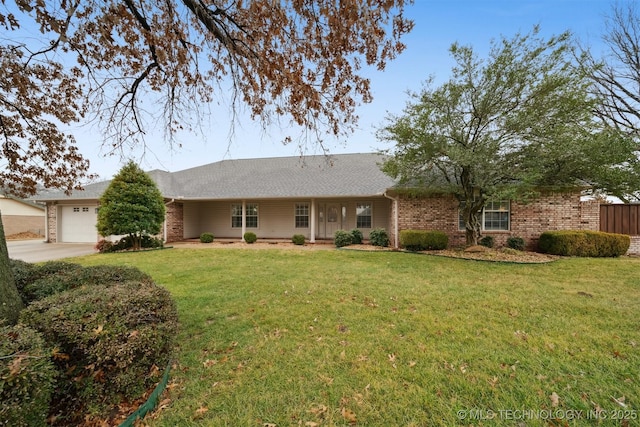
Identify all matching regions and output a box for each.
[356,203,372,229]
[459,200,510,231]
[231,204,258,228]
[294,203,309,228]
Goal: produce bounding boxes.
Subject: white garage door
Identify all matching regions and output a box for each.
[60,206,98,243]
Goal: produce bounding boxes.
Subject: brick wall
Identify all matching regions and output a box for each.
[165,202,184,243]
[46,202,57,243]
[395,191,599,249]
[628,236,640,255]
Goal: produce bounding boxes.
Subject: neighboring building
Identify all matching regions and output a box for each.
[0,195,46,236]
[32,153,603,249]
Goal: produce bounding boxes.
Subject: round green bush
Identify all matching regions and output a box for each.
[0,324,56,427]
[479,235,494,248]
[20,281,178,419]
[399,230,448,251]
[16,261,83,304]
[350,229,363,244]
[244,231,257,243]
[291,234,306,245]
[506,236,526,251]
[200,232,214,243]
[369,228,389,247]
[334,230,353,248]
[539,230,630,257]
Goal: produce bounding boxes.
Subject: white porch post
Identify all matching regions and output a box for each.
[310,199,316,243]
[241,200,246,241]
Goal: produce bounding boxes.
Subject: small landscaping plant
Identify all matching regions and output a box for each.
[506,236,526,251]
[334,230,353,248]
[291,234,306,245]
[538,230,630,257]
[0,324,56,427]
[350,229,363,244]
[95,239,115,253]
[400,230,448,251]
[244,231,258,243]
[479,235,494,248]
[369,228,390,247]
[200,232,215,243]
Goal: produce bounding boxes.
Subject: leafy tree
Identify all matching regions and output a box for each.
[379,27,636,245]
[97,161,165,250]
[0,0,413,197]
[579,2,640,202]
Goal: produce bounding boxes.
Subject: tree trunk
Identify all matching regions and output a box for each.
[461,198,484,246]
[0,211,24,325]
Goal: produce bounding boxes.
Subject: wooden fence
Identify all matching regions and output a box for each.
[600,204,640,235]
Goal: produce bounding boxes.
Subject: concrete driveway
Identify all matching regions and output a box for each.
[6,240,96,263]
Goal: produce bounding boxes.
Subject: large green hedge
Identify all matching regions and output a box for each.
[538,230,630,257]
[399,230,448,251]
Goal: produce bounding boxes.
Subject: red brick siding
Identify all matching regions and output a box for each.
[165,202,184,243]
[395,192,599,249]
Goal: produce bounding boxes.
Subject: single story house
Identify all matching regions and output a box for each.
[32,153,602,249]
[0,194,46,236]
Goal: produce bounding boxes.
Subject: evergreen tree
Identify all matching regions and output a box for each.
[97,162,165,250]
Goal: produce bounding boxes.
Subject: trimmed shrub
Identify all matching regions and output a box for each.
[95,239,115,253]
[0,324,56,427]
[350,229,364,244]
[506,236,526,251]
[22,265,153,302]
[479,235,494,248]
[538,230,630,257]
[20,281,178,417]
[200,232,214,243]
[244,232,257,243]
[400,230,448,251]
[292,234,306,245]
[9,259,38,305]
[369,228,390,247]
[334,230,353,248]
[16,261,83,304]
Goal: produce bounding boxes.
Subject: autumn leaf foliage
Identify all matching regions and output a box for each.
[0,0,413,196]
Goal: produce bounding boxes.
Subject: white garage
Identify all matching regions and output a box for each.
[59,205,99,243]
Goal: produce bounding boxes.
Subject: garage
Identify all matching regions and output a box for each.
[59,205,99,243]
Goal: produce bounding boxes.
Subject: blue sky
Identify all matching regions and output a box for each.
[74,0,616,180]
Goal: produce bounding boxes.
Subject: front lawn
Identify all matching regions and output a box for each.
[75,249,640,426]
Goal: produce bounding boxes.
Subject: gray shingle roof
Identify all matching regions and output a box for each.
[32,153,396,201]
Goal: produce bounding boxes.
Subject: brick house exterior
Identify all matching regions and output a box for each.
[388,191,601,250]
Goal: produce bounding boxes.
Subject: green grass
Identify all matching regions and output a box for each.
[73,249,640,426]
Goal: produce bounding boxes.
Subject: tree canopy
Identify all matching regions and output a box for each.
[379,27,636,244]
[0,0,413,197]
[97,161,165,249]
[579,2,640,202]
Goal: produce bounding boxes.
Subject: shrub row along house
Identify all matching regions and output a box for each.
[33,152,612,250]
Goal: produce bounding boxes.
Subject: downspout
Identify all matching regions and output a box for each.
[164,199,175,243]
[383,191,399,248]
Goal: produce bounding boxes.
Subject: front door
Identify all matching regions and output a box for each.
[319,203,342,239]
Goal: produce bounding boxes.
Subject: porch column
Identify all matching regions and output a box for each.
[310,199,316,243]
[241,200,246,241]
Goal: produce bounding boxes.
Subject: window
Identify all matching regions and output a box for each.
[231,204,258,228]
[295,203,309,228]
[73,207,79,212]
[459,200,510,231]
[356,203,372,228]
[82,207,89,212]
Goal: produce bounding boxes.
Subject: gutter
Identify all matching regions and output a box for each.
[383,191,399,248]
